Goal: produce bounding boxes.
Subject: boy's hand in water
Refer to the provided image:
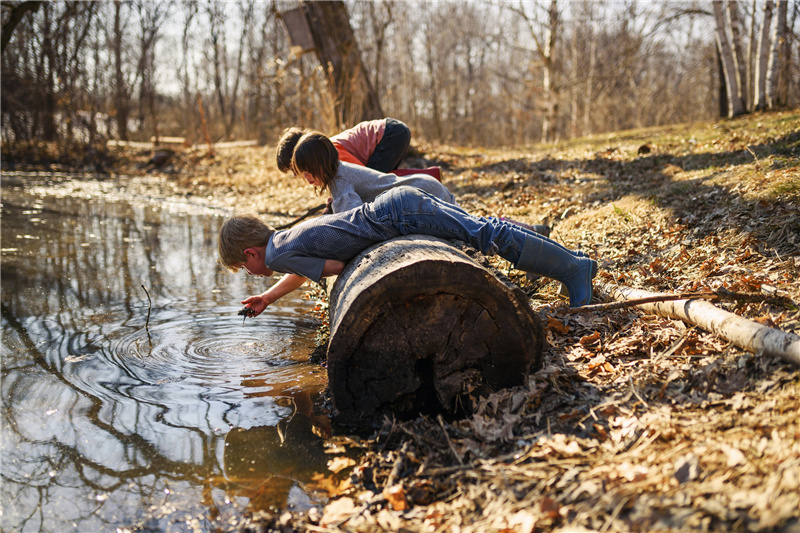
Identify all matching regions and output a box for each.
[238,274,314,320]
[240,295,270,317]
[237,306,257,318]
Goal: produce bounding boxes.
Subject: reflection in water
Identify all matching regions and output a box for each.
[1,175,350,531]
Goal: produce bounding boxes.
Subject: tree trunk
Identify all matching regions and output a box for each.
[541,0,559,143]
[713,0,745,117]
[717,47,729,118]
[325,236,544,424]
[766,0,788,108]
[726,0,749,110]
[300,0,383,128]
[754,0,775,110]
[113,2,130,141]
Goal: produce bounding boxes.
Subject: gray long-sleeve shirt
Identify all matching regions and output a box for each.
[329,162,455,213]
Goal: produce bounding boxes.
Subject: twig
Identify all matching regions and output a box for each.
[141,284,152,331]
[438,415,464,466]
[568,287,796,314]
[273,203,327,230]
[567,291,718,313]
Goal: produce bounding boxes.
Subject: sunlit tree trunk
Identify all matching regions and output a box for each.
[301,0,383,128]
[584,23,596,136]
[540,0,559,143]
[747,0,758,111]
[134,0,169,141]
[423,24,443,141]
[40,3,57,141]
[569,13,578,138]
[713,0,745,117]
[726,1,749,110]
[366,1,393,97]
[766,0,788,108]
[754,0,775,110]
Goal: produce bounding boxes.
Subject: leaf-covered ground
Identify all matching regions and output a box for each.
[17,110,799,532]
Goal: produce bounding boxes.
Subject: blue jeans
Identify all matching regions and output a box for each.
[368,186,529,266]
[367,186,596,306]
[366,118,411,172]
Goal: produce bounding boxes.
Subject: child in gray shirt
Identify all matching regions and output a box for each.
[290,130,454,214]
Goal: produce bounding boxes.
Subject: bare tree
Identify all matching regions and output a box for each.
[727,0,750,110]
[179,2,197,144]
[228,1,254,138]
[133,0,170,141]
[714,0,746,116]
[290,0,383,129]
[508,0,561,143]
[766,0,789,107]
[754,0,775,110]
[206,0,229,139]
[110,1,132,141]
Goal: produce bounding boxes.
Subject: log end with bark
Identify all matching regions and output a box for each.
[326,236,544,425]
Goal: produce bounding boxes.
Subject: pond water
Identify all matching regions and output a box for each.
[1,174,351,532]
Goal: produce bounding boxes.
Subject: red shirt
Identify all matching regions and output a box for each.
[330,119,386,166]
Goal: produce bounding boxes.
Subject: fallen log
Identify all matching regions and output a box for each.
[595,282,800,367]
[326,236,544,423]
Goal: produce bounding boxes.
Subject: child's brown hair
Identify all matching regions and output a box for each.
[217,215,274,272]
[275,126,308,173]
[291,130,339,192]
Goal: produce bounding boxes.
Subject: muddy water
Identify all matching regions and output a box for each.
[1,174,350,532]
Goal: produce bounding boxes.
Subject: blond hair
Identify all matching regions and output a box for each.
[218,215,274,272]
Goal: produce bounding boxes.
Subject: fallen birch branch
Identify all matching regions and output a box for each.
[592,282,800,367]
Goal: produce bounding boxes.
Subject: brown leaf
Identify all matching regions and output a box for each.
[540,497,560,519]
[382,484,408,511]
[579,331,601,345]
[548,317,569,334]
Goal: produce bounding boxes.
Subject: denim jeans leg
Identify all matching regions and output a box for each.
[366,118,411,172]
[384,186,526,264]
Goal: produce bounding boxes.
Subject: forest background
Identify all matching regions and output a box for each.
[2,2,800,531]
[1,0,798,160]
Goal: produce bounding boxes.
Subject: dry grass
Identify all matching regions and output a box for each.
[16,109,798,533]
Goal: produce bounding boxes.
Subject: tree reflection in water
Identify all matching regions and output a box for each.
[0,175,353,531]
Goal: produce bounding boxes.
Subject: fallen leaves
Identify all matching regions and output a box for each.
[98,111,800,533]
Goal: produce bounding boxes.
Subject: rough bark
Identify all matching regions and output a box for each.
[754,0,775,110]
[325,236,544,424]
[766,0,788,108]
[596,283,800,367]
[300,0,383,128]
[726,0,749,109]
[713,0,746,117]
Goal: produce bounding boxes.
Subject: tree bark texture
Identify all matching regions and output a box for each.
[754,0,775,110]
[766,0,788,108]
[300,0,383,128]
[326,236,544,423]
[713,0,746,117]
[596,283,800,367]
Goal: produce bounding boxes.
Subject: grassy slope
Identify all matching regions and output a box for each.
[10,110,798,532]
[290,110,800,533]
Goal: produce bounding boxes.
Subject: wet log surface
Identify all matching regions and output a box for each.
[326,236,544,423]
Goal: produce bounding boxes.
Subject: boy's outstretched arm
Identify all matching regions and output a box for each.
[241,260,345,316]
[242,273,307,316]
